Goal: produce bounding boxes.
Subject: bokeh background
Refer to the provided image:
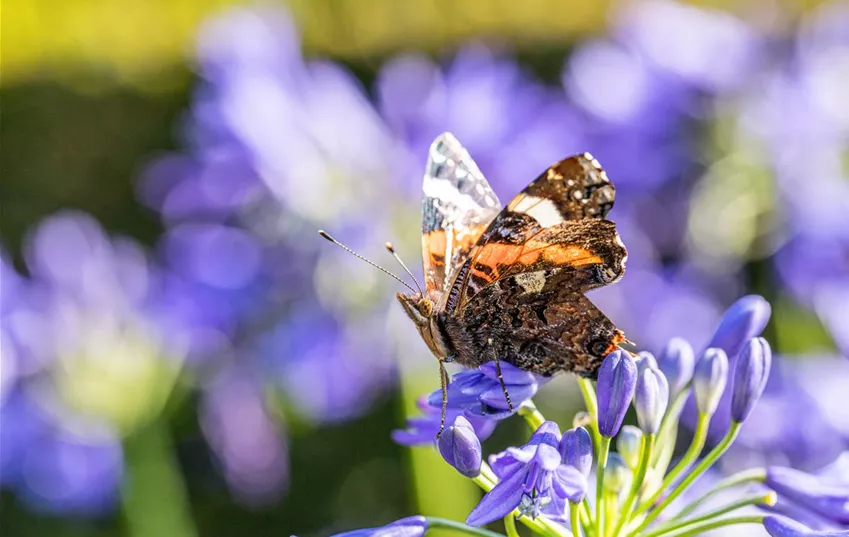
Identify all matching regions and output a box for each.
[1,1,848,536]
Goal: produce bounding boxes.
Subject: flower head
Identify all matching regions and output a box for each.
[466,421,586,526]
[635,365,669,434]
[437,416,482,478]
[707,295,771,358]
[658,337,695,395]
[731,337,772,423]
[597,350,638,437]
[426,361,547,419]
[332,516,428,537]
[693,348,729,416]
[636,351,658,372]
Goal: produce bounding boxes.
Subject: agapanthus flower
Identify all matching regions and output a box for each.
[763,515,849,537]
[597,350,638,437]
[437,416,482,478]
[467,421,586,526]
[693,348,729,416]
[765,466,849,526]
[392,398,497,446]
[425,361,548,420]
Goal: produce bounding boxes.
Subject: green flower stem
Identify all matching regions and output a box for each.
[571,503,582,537]
[595,436,612,536]
[637,515,764,537]
[518,401,546,431]
[581,498,596,537]
[603,492,618,537]
[504,514,521,537]
[426,517,507,537]
[576,378,602,450]
[122,418,197,537]
[650,390,689,471]
[640,492,776,537]
[672,467,767,520]
[637,413,710,514]
[611,433,655,537]
[633,421,743,534]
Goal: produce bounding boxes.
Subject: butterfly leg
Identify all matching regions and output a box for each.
[489,338,513,412]
[436,359,449,438]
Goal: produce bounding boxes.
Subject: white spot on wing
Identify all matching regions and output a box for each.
[509,195,564,227]
[515,271,546,295]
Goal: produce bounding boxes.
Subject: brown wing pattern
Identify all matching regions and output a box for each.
[442,153,626,313]
[443,268,626,376]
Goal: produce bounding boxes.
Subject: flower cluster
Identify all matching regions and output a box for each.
[337,296,849,537]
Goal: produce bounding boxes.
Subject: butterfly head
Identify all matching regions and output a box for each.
[397,292,434,327]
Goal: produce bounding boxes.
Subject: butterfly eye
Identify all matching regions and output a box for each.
[589,339,610,357]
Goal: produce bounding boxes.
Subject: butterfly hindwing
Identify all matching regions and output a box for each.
[444,153,627,313]
[421,133,501,302]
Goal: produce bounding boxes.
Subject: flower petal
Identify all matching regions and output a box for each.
[480,361,540,385]
[553,465,588,504]
[466,468,528,526]
[479,384,537,409]
[763,515,849,537]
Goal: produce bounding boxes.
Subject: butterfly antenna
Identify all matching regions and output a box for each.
[318,230,417,293]
[384,242,424,295]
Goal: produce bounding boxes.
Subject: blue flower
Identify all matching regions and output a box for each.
[765,466,849,526]
[657,337,695,396]
[332,516,428,537]
[616,425,643,469]
[426,361,547,420]
[635,365,669,434]
[692,348,729,416]
[437,416,482,478]
[466,421,586,526]
[596,350,638,437]
[392,399,496,446]
[763,515,849,537]
[731,337,772,423]
[560,426,593,476]
[707,295,771,359]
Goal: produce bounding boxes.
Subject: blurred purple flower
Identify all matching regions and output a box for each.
[731,337,772,423]
[635,366,669,434]
[657,337,695,396]
[692,348,729,417]
[707,295,772,360]
[332,516,428,537]
[765,466,849,526]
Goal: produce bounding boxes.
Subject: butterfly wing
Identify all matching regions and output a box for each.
[444,152,627,314]
[447,267,626,376]
[421,133,502,302]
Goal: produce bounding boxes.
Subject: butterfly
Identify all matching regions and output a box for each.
[396,133,629,429]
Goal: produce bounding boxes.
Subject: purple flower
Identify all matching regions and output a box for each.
[597,350,638,437]
[763,515,849,537]
[392,399,496,446]
[560,426,593,476]
[766,466,849,526]
[467,421,586,526]
[426,361,547,420]
[693,348,729,416]
[731,337,772,423]
[658,337,695,395]
[602,452,632,494]
[437,416,482,478]
[707,295,771,359]
[636,351,658,372]
[635,365,669,435]
[332,516,428,537]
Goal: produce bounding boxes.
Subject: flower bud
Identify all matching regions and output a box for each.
[708,295,771,359]
[658,337,695,395]
[560,426,593,476]
[731,337,772,423]
[597,350,638,437]
[617,425,643,470]
[437,416,482,477]
[693,348,729,416]
[602,453,632,494]
[636,351,658,373]
[635,366,669,435]
[573,410,592,428]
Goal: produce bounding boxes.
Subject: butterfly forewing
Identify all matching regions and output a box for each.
[421,133,502,302]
